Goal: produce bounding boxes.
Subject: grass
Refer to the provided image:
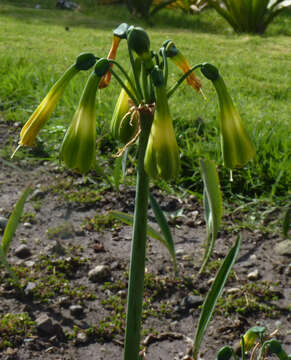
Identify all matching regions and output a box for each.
[0,1,290,216]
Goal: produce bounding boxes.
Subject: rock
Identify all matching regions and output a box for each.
[0,216,8,231]
[181,295,204,310]
[23,222,32,228]
[285,264,291,277]
[250,254,257,261]
[24,282,36,295]
[45,240,66,256]
[176,248,185,257]
[247,269,260,280]
[75,331,88,344]
[227,287,240,294]
[58,296,71,308]
[275,240,291,256]
[31,189,46,200]
[36,314,54,335]
[69,305,84,317]
[15,244,31,259]
[88,265,110,283]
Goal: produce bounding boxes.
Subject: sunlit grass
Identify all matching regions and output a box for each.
[0,1,290,203]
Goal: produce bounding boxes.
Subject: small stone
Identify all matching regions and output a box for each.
[181,295,204,309]
[69,305,84,317]
[15,244,31,259]
[31,189,46,200]
[285,264,291,277]
[207,277,215,285]
[36,314,54,335]
[88,265,110,283]
[275,240,291,257]
[23,222,32,228]
[248,269,260,280]
[58,296,71,308]
[75,331,88,344]
[227,287,240,294]
[176,248,185,257]
[25,260,35,268]
[182,255,192,261]
[0,216,8,231]
[24,282,36,295]
[117,290,127,298]
[250,254,257,261]
[45,240,66,256]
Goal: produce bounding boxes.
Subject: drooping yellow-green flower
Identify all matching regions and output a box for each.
[201,63,255,169]
[144,68,180,180]
[110,58,141,144]
[60,58,110,174]
[15,53,96,151]
[164,40,201,93]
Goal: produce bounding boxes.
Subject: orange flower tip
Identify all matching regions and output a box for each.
[11,144,22,159]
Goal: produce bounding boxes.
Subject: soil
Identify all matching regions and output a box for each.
[0,119,290,360]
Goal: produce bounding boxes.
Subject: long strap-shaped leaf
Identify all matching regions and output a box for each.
[149,192,176,272]
[110,210,176,267]
[1,184,32,255]
[199,159,223,273]
[193,235,241,360]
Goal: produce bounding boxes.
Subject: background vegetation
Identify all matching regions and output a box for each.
[0,0,290,224]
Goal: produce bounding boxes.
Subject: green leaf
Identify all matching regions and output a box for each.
[149,192,176,271]
[1,185,32,255]
[113,155,123,192]
[199,159,223,273]
[0,245,18,283]
[193,235,241,360]
[110,210,176,267]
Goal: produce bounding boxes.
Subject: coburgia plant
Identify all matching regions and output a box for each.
[13,24,255,359]
[216,326,291,360]
[207,0,291,34]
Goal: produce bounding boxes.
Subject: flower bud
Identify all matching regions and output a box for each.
[17,64,79,149]
[60,63,104,174]
[110,58,141,143]
[144,69,180,180]
[212,75,255,169]
[201,62,219,81]
[164,40,201,92]
[127,26,150,59]
[75,53,96,71]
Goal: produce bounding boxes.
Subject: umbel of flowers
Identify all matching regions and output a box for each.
[13,24,255,360]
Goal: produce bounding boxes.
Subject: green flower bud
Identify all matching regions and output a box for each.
[212,75,255,169]
[201,62,219,81]
[94,58,110,77]
[110,59,141,143]
[267,339,289,359]
[60,71,100,174]
[127,26,150,58]
[75,53,96,71]
[241,326,265,351]
[144,70,180,180]
[216,346,233,360]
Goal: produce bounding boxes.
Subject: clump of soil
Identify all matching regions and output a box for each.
[0,120,290,359]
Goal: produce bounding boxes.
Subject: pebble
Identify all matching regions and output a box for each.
[285,264,291,277]
[23,222,32,228]
[24,282,36,295]
[69,305,84,317]
[247,269,260,280]
[15,244,32,259]
[275,240,291,256]
[181,295,204,309]
[75,331,88,344]
[176,248,185,257]
[250,254,257,261]
[0,216,8,231]
[31,189,46,200]
[36,314,55,335]
[58,296,71,308]
[88,265,111,283]
[227,287,240,294]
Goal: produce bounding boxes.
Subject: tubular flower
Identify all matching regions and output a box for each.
[165,40,201,92]
[110,58,141,143]
[98,35,121,89]
[144,68,180,180]
[16,53,96,150]
[201,63,255,169]
[60,58,110,174]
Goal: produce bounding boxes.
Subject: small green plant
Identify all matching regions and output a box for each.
[13,23,253,360]
[0,185,32,284]
[216,326,291,359]
[207,0,291,34]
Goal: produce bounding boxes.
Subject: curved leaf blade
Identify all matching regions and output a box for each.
[193,235,241,360]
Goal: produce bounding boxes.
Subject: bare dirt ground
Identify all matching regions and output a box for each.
[0,119,290,360]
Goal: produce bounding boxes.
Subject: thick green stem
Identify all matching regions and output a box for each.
[123,110,153,360]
